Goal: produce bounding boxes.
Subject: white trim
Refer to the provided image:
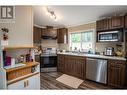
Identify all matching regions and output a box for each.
[68,29,96,52]
[33,24,45,28]
[67,21,96,28]
[33,24,58,29]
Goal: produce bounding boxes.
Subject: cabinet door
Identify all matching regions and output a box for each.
[109,16,124,29]
[57,28,68,44]
[125,15,127,28]
[97,19,109,31]
[64,55,85,79]
[108,60,126,88]
[57,54,65,73]
[8,79,28,90]
[64,55,75,75]
[73,57,85,79]
[8,74,40,90]
[33,26,42,43]
[96,20,103,31]
[26,74,40,89]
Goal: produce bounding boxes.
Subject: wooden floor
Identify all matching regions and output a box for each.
[40,72,113,89]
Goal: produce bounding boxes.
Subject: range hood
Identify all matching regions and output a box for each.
[42,35,57,39]
[41,26,57,40]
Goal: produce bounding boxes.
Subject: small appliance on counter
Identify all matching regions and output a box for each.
[104,47,114,56]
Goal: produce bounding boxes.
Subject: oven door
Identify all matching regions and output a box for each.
[98,31,122,42]
[40,56,57,68]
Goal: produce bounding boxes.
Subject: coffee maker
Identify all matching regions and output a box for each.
[105,47,114,56]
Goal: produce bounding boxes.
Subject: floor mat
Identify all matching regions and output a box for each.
[56,74,84,89]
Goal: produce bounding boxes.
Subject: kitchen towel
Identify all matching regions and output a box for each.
[56,74,84,89]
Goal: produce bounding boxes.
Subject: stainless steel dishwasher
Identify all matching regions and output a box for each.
[86,58,107,84]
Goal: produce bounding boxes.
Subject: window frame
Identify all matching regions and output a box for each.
[69,29,96,52]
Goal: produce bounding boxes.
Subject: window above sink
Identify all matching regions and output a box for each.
[69,29,96,53]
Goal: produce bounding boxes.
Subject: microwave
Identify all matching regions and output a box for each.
[98,30,123,42]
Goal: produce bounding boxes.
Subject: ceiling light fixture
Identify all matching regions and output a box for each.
[45,7,57,21]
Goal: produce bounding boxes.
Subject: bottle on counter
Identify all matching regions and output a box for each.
[26,54,30,62]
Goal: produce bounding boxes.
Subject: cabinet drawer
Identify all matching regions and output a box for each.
[108,60,125,67]
[109,63,124,67]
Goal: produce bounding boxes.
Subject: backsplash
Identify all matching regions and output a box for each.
[41,39,58,48]
[95,42,124,53]
[58,44,69,51]
[58,42,124,54]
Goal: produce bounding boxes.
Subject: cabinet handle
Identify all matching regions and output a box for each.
[27,80,29,86]
[24,81,27,88]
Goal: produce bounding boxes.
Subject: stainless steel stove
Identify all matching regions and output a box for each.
[40,47,57,72]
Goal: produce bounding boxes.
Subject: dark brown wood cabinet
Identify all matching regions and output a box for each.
[96,19,109,31]
[125,15,127,28]
[41,28,47,36]
[96,16,124,32]
[57,54,85,79]
[109,16,124,29]
[108,60,126,88]
[57,54,65,73]
[57,54,127,88]
[33,26,42,43]
[57,28,68,44]
[64,55,85,79]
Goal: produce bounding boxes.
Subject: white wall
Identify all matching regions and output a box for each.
[0,6,33,46]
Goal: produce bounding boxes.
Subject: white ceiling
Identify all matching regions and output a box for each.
[34,6,127,28]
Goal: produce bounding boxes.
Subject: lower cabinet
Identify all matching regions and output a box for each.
[7,74,40,90]
[57,54,65,73]
[108,60,126,88]
[57,54,127,88]
[57,54,85,79]
[64,55,85,79]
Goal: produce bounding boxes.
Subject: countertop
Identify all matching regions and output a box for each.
[57,52,126,61]
[5,62,39,73]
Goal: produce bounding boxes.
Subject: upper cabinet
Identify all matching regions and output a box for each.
[96,16,124,32]
[97,19,109,31]
[125,15,127,28]
[57,28,68,44]
[109,16,124,29]
[33,26,42,43]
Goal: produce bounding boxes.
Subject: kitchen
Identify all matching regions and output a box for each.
[34,6,127,89]
[0,6,127,89]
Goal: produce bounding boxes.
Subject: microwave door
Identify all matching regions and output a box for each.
[98,33,112,41]
[98,31,119,42]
